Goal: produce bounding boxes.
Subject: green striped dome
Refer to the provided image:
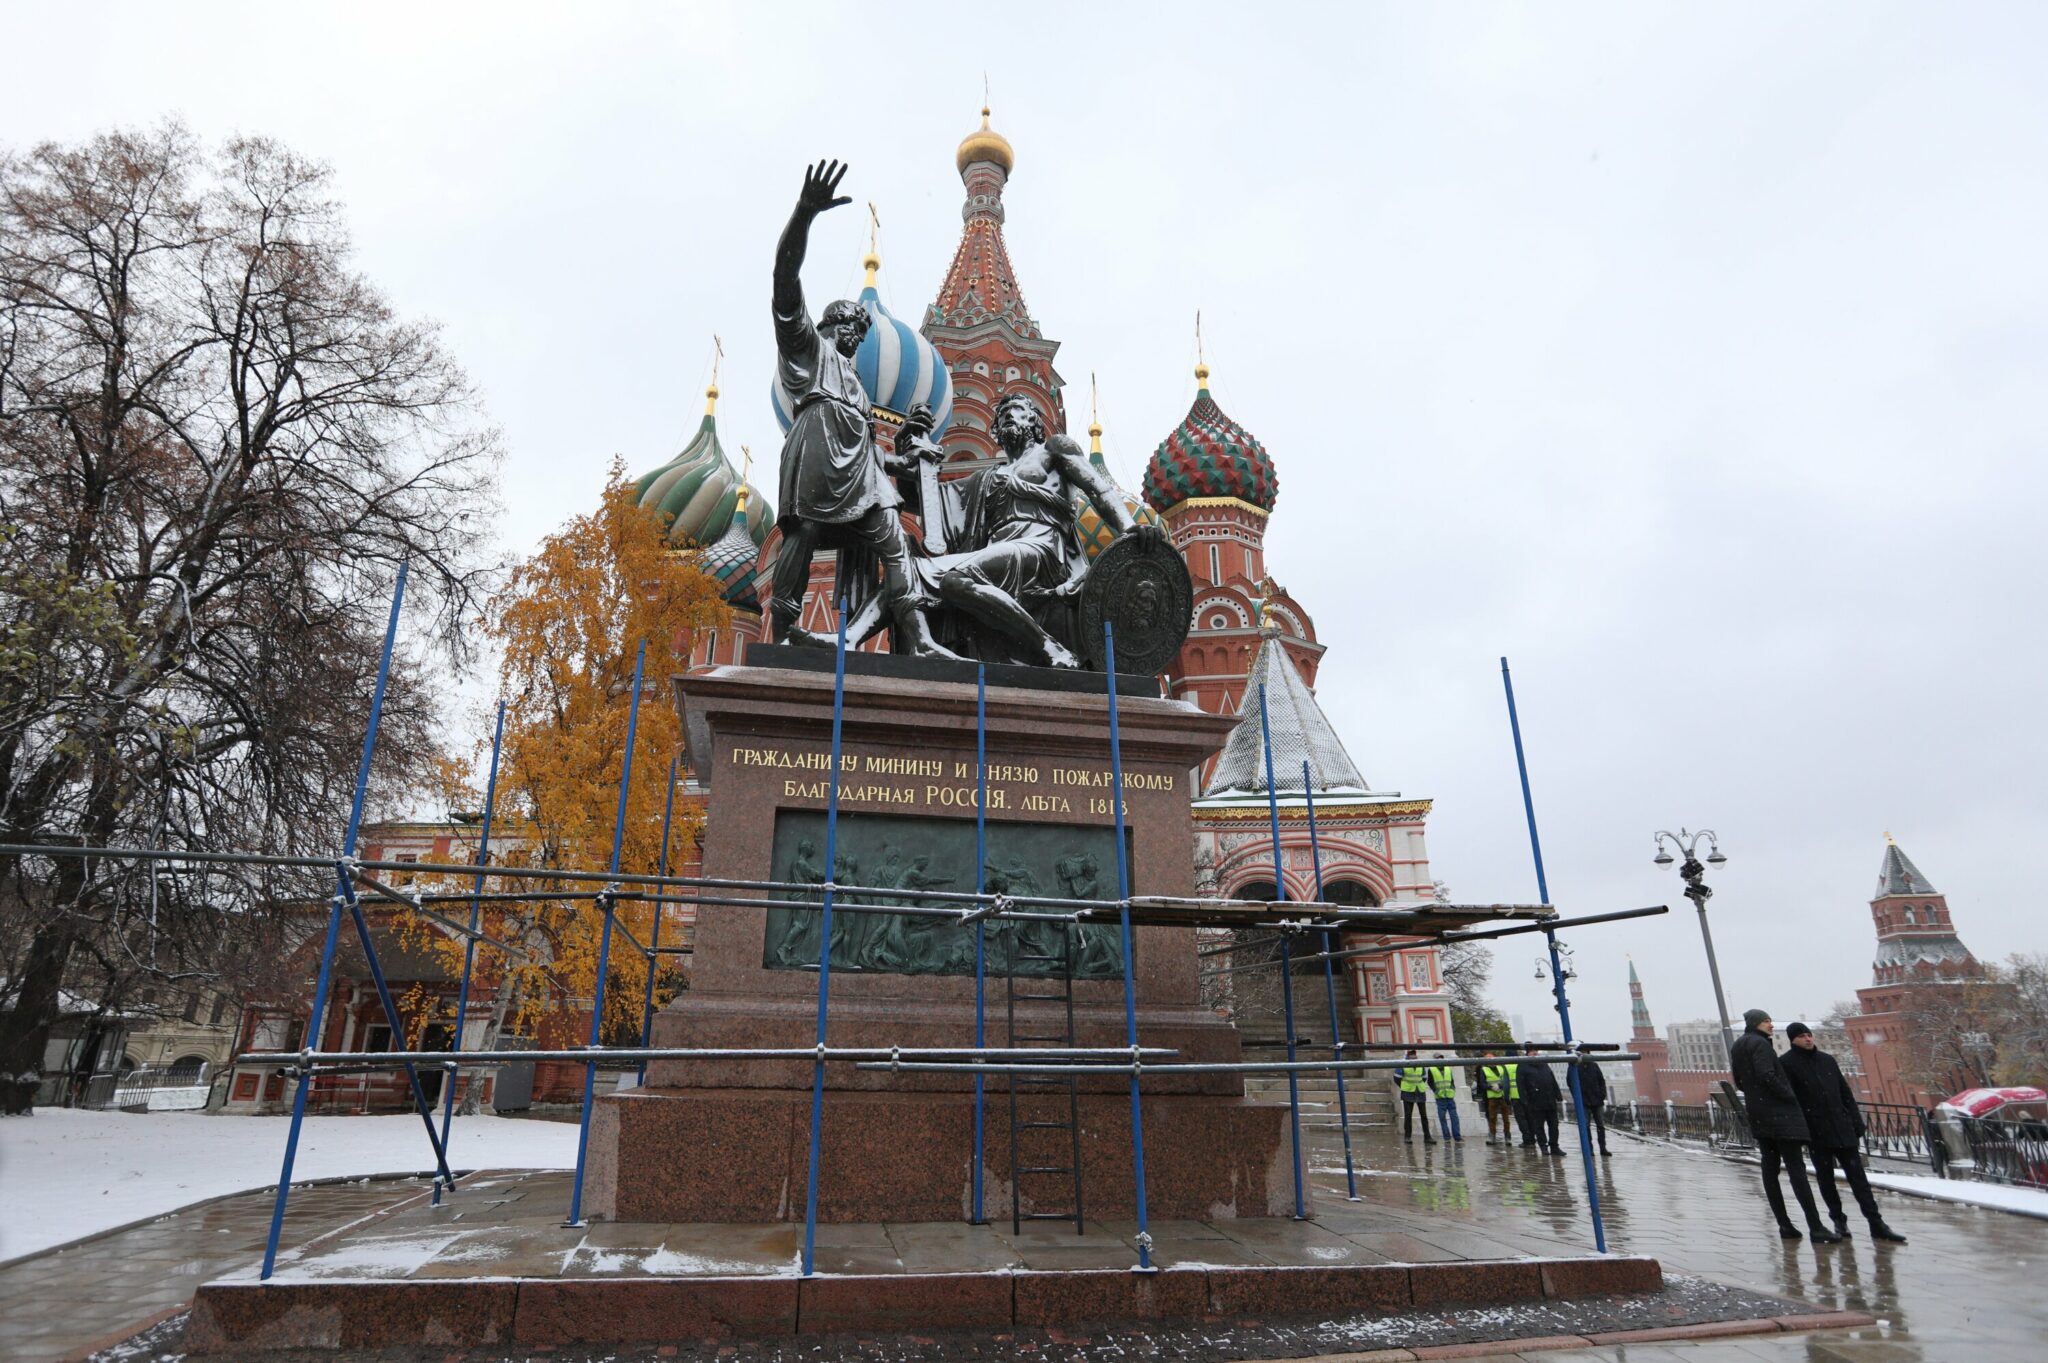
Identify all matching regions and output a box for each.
[632,386,773,550]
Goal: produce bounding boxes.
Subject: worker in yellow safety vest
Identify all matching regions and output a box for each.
[1396,1048,1434,1143]
[1427,1057,1464,1141]
[1479,1050,1517,1144]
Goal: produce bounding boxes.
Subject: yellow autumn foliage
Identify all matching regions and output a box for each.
[406,463,731,1047]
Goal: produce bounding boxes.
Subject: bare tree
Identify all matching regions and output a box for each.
[0,124,501,1111]
[1991,953,2047,1090]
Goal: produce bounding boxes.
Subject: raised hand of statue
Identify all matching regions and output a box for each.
[797,159,852,217]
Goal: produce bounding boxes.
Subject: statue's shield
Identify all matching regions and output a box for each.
[1077,532,1194,675]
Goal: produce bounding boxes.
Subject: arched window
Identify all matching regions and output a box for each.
[168,1055,209,1084]
[1903,906,1916,925]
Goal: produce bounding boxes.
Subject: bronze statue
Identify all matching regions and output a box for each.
[767,160,947,655]
[863,394,1172,667]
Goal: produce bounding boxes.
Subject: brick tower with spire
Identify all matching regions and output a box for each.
[923,107,1067,469]
[1626,959,1672,1102]
[1847,837,1988,1107]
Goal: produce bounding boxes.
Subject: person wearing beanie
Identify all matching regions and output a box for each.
[1574,1048,1613,1156]
[1520,1042,1564,1155]
[1781,1022,1908,1243]
[1729,1008,1841,1242]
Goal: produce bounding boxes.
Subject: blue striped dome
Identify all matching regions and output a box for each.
[772,258,953,433]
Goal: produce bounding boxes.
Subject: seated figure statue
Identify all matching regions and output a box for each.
[873,393,1166,668]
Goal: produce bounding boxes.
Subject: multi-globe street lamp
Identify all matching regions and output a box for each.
[1652,828,1733,1057]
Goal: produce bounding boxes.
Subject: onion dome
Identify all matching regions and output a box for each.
[772,251,953,432]
[1141,362,1279,514]
[956,105,1014,175]
[1073,404,1164,560]
[698,484,763,613]
[634,383,774,549]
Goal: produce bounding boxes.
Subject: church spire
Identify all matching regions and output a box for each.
[1629,957,1655,1038]
[1203,629,1368,798]
[929,103,1041,340]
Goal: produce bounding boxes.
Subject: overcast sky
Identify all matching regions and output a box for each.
[7,2,2042,1046]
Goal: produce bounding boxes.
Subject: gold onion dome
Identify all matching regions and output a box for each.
[956,106,1014,174]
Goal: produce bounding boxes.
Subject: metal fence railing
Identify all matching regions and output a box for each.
[1612,1095,2048,1194]
[1607,1098,1752,1150]
[1939,1115,2048,1189]
[83,1062,214,1112]
[1860,1101,1933,1164]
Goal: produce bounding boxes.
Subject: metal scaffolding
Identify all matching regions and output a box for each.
[2,572,1655,1282]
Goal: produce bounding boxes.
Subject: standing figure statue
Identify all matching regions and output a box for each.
[769,160,946,654]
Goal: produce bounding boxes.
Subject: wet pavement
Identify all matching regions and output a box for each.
[0,1177,431,1363]
[4,1109,2042,1362]
[1310,1118,2046,1360]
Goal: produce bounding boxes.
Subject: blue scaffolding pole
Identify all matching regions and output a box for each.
[639,755,680,1086]
[434,699,507,1205]
[1501,656,1607,1255]
[970,665,990,1226]
[343,894,457,1190]
[1303,762,1360,1201]
[260,562,409,1281]
[1255,683,1308,1220]
[1102,625,1153,1272]
[799,605,851,1276]
[567,639,648,1225]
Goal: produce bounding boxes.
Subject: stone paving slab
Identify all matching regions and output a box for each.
[102,1272,1827,1363]
[32,1114,2048,1361]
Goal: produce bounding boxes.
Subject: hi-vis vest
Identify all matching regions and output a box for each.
[1428,1066,1456,1098]
[1501,1062,1521,1100]
[1397,1065,1429,1095]
[1481,1064,1507,1098]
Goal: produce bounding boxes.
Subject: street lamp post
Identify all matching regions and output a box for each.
[1652,829,1733,1058]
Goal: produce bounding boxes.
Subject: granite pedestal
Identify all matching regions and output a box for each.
[586,656,1295,1223]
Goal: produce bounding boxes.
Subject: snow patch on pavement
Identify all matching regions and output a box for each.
[1865,1171,2048,1219]
[0,1108,576,1261]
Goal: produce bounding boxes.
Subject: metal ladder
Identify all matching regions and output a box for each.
[1006,922,1085,1234]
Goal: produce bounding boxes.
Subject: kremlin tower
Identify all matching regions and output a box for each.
[1847,838,1989,1107]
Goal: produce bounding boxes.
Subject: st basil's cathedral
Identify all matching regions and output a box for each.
[630,110,1455,1055]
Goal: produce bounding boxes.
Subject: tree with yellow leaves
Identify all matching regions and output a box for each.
[409,464,729,1090]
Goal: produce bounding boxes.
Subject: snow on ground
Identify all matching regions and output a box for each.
[1866,1170,2048,1219]
[0,1108,576,1261]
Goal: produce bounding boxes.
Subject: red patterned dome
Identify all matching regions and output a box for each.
[1142,366,1278,513]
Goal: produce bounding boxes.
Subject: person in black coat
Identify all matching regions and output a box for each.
[1574,1052,1612,1156]
[1781,1022,1907,1243]
[1520,1043,1563,1155]
[1729,1008,1840,1242]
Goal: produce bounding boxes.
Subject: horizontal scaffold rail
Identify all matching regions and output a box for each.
[856,1050,1644,1076]
[0,840,1566,935]
[240,1044,1184,1070]
[1201,905,1672,978]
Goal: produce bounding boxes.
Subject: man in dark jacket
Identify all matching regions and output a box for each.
[1574,1052,1612,1156]
[1729,1008,1841,1242]
[1520,1043,1563,1155]
[1781,1022,1907,1243]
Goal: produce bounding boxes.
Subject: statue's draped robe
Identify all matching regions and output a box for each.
[774,289,895,527]
[774,286,897,627]
[911,460,1091,661]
